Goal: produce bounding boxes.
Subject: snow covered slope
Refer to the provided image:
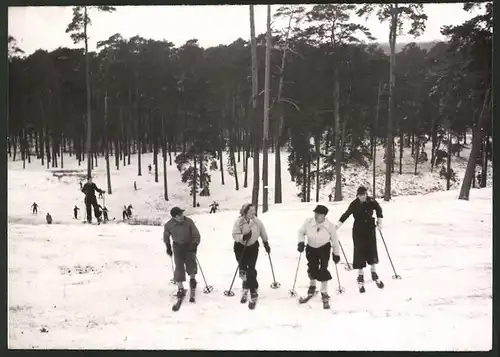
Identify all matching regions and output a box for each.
[8,187,492,350]
[7,142,491,225]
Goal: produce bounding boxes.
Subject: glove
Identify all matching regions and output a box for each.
[263,241,271,254]
[297,242,305,253]
[332,253,340,264]
[377,218,383,229]
[166,244,173,257]
[189,242,198,253]
[242,231,252,242]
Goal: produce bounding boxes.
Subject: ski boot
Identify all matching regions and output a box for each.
[321,292,330,309]
[248,290,259,310]
[371,272,385,289]
[357,275,365,293]
[241,281,249,304]
[189,278,197,302]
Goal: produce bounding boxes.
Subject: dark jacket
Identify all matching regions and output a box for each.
[82,182,103,197]
[339,196,383,227]
[163,217,201,246]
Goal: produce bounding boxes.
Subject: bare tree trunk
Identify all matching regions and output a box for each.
[262,4,271,213]
[480,133,489,188]
[372,81,382,198]
[333,68,343,201]
[446,127,452,190]
[193,153,197,208]
[84,6,92,180]
[459,87,490,200]
[250,5,260,214]
[315,135,320,202]
[384,6,397,201]
[104,92,112,194]
[161,115,169,201]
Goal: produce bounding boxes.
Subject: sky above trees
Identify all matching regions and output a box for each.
[9,3,481,55]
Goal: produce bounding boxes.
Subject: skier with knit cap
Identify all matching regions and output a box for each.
[336,186,384,293]
[231,203,271,309]
[297,204,341,308]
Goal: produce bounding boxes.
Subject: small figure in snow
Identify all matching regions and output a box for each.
[336,186,384,291]
[122,204,133,220]
[148,164,152,173]
[196,203,200,207]
[231,203,271,305]
[46,212,53,224]
[134,181,137,191]
[164,207,201,297]
[209,201,219,214]
[81,177,105,224]
[328,194,333,202]
[73,205,80,219]
[31,202,39,214]
[79,182,83,190]
[102,206,109,222]
[297,205,340,304]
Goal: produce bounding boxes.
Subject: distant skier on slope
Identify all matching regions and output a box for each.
[297,204,340,308]
[209,201,219,214]
[231,203,271,308]
[102,206,109,222]
[336,186,384,293]
[73,205,80,219]
[31,202,39,214]
[81,177,105,224]
[164,207,201,300]
[46,212,53,224]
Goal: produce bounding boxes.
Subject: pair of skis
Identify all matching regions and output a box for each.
[240,290,258,310]
[172,287,196,312]
[298,291,330,309]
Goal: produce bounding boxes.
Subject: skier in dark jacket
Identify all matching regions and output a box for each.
[336,186,384,290]
[46,212,53,224]
[73,205,80,219]
[31,202,39,214]
[81,178,105,223]
[163,207,201,298]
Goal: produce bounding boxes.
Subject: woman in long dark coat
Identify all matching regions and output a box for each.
[336,186,384,292]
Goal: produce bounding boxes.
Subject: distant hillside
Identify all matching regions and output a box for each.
[376,41,441,54]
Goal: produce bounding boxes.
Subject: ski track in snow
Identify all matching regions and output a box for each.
[7,152,492,350]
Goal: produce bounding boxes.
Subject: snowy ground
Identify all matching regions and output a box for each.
[7,141,492,225]
[8,186,492,350]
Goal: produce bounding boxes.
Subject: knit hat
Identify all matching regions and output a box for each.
[356,186,368,196]
[313,205,329,215]
[240,203,253,216]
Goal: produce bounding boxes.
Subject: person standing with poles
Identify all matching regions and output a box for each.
[297,205,341,309]
[336,186,384,293]
[163,207,201,311]
[81,177,105,224]
[231,203,271,309]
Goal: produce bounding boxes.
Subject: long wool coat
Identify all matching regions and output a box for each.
[338,197,383,269]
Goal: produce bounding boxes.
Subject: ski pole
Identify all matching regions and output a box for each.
[224,241,249,297]
[377,227,401,279]
[289,253,302,297]
[169,255,176,284]
[195,256,213,293]
[267,254,281,289]
[334,261,346,294]
[338,240,352,271]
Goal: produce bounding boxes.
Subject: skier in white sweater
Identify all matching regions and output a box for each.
[297,204,341,303]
